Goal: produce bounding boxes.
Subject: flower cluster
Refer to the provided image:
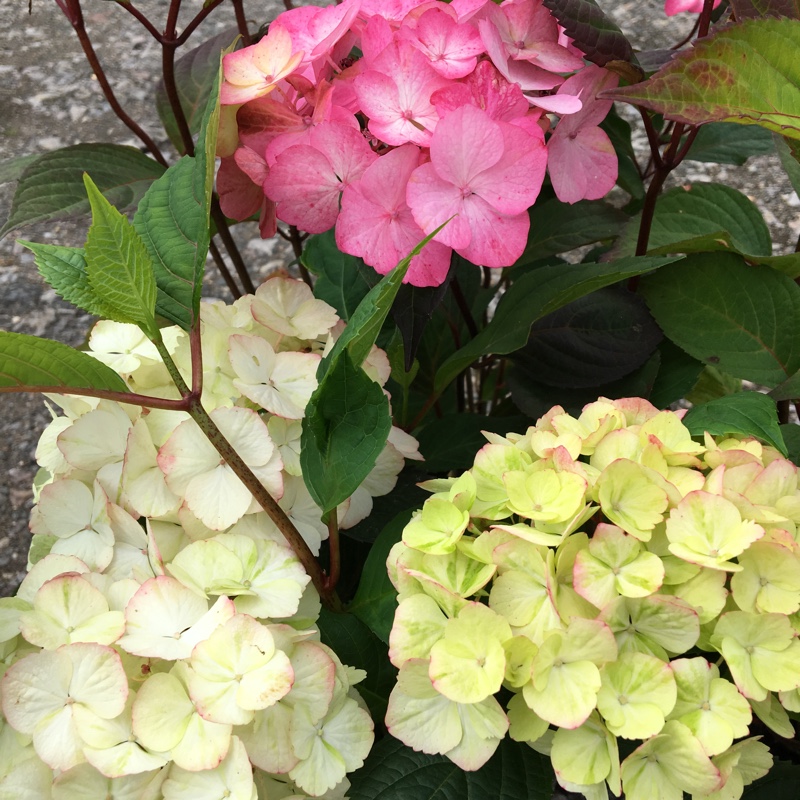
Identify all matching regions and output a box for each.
[385,397,800,799]
[217,0,619,286]
[0,277,420,798]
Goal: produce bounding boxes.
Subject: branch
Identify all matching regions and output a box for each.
[59,0,168,167]
[188,397,341,609]
[0,385,191,411]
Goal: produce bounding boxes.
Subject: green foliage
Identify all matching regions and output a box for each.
[134,67,221,330]
[541,0,638,73]
[685,123,775,165]
[617,183,773,260]
[317,608,397,721]
[0,154,39,185]
[0,144,165,238]
[302,230,377,320]
[301,349,392,516]
[642,253,800,387]
[743,761,800,797]
[683,392,788,455]
[435,256,680,395]
[18,241,114,319]
[348,738,554,800]
[730,0,800,19]
[518,198,628,265]
[775,134,800,196]
[606,18,800,140]
[83,175,158,338]
[520,287,662,389]
[0,331,129,393]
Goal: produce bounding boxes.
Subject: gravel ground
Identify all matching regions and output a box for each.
[1,0,798,595]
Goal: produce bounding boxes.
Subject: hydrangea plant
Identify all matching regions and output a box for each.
[386,398,800,799]
[2,0,800,796]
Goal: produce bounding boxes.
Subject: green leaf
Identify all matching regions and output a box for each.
[604,18,800,140]
[684,122,775,165]
[649,339,705,409]
[301,230,377,320]
[518,199,628,265]
[18,240,114,319]
[348,737,554,800]
[133,67,221,330]
[0,144,165,238]
[391,261,457,370]
[780,424,800,465]
[521,287,663,389]
[0,331,129,393]
[730,0,800,19]
[682,392,787,456]
[744,760,800,798]
[349,509,415,643]
[435,256,680,396]
[641,253,800,387]
[769,368,800,401]
[508,350,662,419]
[155,27,238,153]
[301,350,392,516]
[541,0,640,77]
[317,608,397,721]
[616,183,773,259]
[83,174,158,337]
[775,134,800,196]
[685,366,742,405]
[601,109,645,199]
[0,154,39,185]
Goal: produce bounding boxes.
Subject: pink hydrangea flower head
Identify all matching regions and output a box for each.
[220,24,304,106]
[336,144,453,287]
[406,104,547,267]
[263,121,377,234]
[354,39,450,147]
[664,0,721,13]
[398,7,485,79]
[547,65,619,204]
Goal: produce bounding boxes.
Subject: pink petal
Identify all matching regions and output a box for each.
[548,126,618,204]
[527,93,583,114]
[355,41,449,146]
[469,118,547,215]
[406,162,474,251]
[429,104,504,189]
[264,145,342,233]
[403,8,485,80]
[556,65,620,133]
[432,60,530,123]
[478,18,564,92]
[457,196,531,267]
[217,156,264,222]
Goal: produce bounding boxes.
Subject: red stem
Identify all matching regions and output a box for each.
[0,385,191,411]
[58,0,168,167]
[231,0,251,46]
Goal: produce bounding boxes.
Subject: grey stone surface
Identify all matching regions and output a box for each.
[0,0,797,594]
